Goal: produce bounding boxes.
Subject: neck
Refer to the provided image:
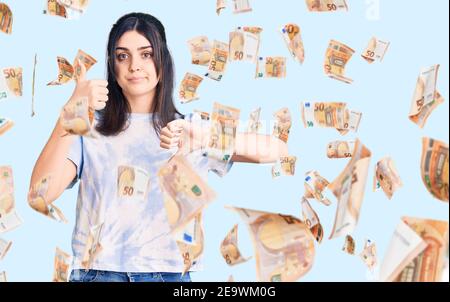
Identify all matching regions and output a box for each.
[125,90,156,114]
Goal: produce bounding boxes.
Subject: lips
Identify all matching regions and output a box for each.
[127,76,146,83]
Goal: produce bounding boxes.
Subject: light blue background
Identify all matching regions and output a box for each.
[0,0,448,282]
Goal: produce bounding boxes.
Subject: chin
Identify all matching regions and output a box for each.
[125,88,155,98]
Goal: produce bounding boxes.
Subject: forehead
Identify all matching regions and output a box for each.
[116,31,152,49]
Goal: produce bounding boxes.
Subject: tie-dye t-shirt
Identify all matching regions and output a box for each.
[66,113,232,273]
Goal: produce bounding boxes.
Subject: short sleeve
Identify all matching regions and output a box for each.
[66,136,83,189]
[184,112,234,178]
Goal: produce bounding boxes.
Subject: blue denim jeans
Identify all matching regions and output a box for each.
[69,269,192,282]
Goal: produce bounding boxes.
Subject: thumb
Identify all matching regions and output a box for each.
[168,119,186,133]
[75,59,87,82]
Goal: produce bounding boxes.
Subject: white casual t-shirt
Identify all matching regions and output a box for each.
[66,112,232,273]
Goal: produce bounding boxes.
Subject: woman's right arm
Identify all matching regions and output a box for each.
[28,61,108,211]
[28,119,78,207]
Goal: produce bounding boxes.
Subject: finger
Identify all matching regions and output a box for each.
[93,87,109,95]
[99,87,109,95]
[162,127,182,139]
[160,136,173,145]
[160,142,172,150]
[89,95,108,107]
[163,136,180,147]
[169,127,183,136]
[95,95,109,102]
[172,129,183,138]
[91,80,109,87]
[167,120,184,133]
[94,102,106,111]
[160,128,174,139]
[75,59,87,83]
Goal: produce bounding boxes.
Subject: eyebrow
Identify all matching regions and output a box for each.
[115,46,153,51]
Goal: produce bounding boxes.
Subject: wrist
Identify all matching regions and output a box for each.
[188,122,209,154]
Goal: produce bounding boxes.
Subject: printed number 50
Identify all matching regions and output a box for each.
[123,186,134,196]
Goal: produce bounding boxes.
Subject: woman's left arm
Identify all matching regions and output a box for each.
[161,120,289,164]
[231,133,289,164]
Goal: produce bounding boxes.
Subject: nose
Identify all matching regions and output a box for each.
[129,57,142,72]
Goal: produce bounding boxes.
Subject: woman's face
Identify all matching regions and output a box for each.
[114,30,158,100]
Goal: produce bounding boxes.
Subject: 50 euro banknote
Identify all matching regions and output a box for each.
[301,102,362,135]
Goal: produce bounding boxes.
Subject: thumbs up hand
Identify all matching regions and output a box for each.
[68,59,109,111]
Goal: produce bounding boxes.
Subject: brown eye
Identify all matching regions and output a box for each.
[142,52,153,59]
[116,53,129,61]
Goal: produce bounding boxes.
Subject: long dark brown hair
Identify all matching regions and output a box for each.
[96,12,183,136]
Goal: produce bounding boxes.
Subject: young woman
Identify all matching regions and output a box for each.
[29,12,288,282]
